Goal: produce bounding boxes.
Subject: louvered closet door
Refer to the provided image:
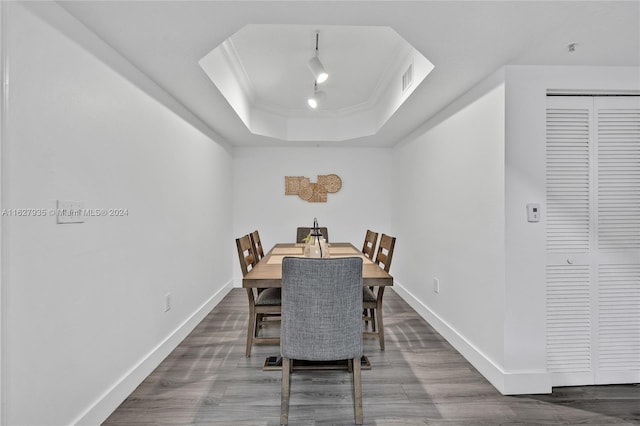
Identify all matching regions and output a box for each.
[594,96,640,384]
[546,96,640,387]
[546,96,595,386]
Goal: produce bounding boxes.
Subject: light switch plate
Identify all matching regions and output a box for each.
[57,200,84,224]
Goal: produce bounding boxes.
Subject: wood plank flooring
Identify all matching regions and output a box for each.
[103,289,640,425]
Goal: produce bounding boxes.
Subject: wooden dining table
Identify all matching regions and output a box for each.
[242,242,394,289]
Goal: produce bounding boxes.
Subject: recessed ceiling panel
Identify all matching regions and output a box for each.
[199,24,434,141]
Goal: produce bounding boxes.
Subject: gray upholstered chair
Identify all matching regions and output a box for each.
[280,257,363,425]
[296,227,329,243]
[236,234,281,357]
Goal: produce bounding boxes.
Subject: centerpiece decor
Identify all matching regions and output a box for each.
[303,217,329,258]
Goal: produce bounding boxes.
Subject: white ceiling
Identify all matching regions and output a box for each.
[58,1,640,148]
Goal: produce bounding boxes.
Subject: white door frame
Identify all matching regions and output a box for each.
[0,1,7,424]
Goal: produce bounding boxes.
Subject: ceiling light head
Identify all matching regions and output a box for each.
[307,90,326,109]
[308,56,328,84]
[307,82,326,109]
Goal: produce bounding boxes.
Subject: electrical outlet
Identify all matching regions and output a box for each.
[56,200,84,224]
[164,293,171,312]
[433,277,440,294]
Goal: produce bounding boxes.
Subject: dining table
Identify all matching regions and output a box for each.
[242,242,394,289]
[243,242,393,370]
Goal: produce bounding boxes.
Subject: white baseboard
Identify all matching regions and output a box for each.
[73,280,234,425]
[392,281,551,395]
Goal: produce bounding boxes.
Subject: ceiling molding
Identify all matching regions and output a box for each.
[220,38,256,105]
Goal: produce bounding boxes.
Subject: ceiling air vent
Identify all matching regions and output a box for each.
[402,63,413,92]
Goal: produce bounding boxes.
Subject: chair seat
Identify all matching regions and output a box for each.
[256,287,281,305]
[363,287,376,303]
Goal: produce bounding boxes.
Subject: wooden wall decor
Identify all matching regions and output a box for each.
[285,174,342,203]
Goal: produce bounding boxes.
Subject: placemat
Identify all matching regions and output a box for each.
[267,254,305,264]
[328,246,360,254]
[272,247,304,255]
[330,253,370,261]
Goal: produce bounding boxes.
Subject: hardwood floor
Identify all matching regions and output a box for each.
[103,288,640,425]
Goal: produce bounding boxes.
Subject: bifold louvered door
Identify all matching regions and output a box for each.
[546,96,640,387]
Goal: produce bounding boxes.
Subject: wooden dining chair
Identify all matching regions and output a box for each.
[251,229,280,326]
[296,227,329,243]
[361,229,378,259]
[363,234,396,350]
[236,234,281,357]
[250,229,265,261]
[280,257,363,425]
[361,229,379,329]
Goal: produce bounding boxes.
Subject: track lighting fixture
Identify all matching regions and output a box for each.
[308,31,328,84]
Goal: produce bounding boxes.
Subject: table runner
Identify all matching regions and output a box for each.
[267,252,371,265]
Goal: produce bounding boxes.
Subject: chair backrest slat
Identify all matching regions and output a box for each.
[250,230,265,261]
[236,234,256,277]
[361,229,378,259]
[374,234,396,273]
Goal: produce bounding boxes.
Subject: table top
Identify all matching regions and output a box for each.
[242,242,394,288]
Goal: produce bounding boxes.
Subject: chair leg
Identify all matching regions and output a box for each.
[281,357,291,425]
[246,313,255,357]
[369,287,377,332]
[353,356,363,425]
[376,304,385,350]
[245,288,258,357]
[376,287,385,350]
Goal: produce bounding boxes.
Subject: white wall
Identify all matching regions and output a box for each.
[502,65,640,393]
[232,146,393,283]
[391,71,507,387]
[391,65,640,396]
[2,3,233,425]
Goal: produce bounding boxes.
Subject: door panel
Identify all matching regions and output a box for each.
[594,97,640,384]
[546,96,640,386]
